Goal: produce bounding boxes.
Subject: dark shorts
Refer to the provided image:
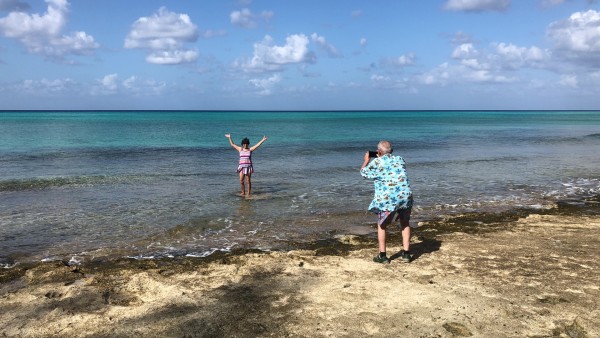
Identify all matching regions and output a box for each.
[377,208,412,227]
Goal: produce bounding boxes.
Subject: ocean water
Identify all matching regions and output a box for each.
[1,111,600,267]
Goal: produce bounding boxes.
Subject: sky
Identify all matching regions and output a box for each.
[1,0,599,111]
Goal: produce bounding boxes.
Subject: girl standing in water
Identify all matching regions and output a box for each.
[225,134,268,196]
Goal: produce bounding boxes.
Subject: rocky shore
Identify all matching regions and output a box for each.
[1,201,599,337]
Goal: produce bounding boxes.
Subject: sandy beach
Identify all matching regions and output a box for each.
[1,204,599,337]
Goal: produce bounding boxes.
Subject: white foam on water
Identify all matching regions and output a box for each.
[185,248,222,258]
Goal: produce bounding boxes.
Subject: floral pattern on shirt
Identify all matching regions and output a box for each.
[360,154,413,213]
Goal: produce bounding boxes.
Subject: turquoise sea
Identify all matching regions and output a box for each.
[1,111,600,267]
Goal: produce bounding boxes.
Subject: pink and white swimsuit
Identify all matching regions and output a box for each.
[237,149,254,174]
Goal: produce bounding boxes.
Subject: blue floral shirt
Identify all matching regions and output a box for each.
[360,154,413,213]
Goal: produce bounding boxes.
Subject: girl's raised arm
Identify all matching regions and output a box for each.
[250,136,268,151]
[225,134,242,151]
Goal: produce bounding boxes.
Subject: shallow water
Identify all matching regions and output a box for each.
[1,111,600,266]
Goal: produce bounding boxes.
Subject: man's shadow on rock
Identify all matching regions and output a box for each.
[389,237,442,262]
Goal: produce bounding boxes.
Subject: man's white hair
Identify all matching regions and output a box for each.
[377,140,392,154]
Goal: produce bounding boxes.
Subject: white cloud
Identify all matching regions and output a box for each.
[353,38,368,56]
[393,54,415,66]
[249,73,282,95]
[235,34,315,72]
[426,63,516,84]
[93,74,167,96]
[444,0,511,12]
[230,8,273,28]
[450,31,473,46]
[460,58,488,69]
[465,70,513,83]
[559,74,578,88]
[496,43,546,61]
[419,63,451,85]
[311,33,341,57]
[547,10,600,66]
[420,73,441,86]
[202,29,227,39]
[16,77,77,94]
[122,76,136,89]
[421,41,530,86]
[230,8,255,28]
[590,70,600,81]
[494,43,550,69]
[452,43,479,59]
[124,7,198,48]
[0,0,98,61]
[136,79,167,95]
[417,37,566,90]
[146,50,199,65]
[447,41,549,73]
[370,73,412,91]
[371,74,391,82]
[52,31,97,52]
[379,53,416,69]
[125,7,199,65]
[100,74,118,91]
[257,35,310,64]
[91,73,119,95]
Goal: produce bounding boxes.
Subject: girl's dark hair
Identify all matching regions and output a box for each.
[241,138,250,145]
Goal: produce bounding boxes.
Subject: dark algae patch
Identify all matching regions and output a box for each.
[418,193,600,235]
[2,194,599,285]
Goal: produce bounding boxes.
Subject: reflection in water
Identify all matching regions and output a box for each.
[236,198,255,218]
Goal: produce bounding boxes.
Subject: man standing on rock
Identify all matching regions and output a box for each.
[360,140,413,264]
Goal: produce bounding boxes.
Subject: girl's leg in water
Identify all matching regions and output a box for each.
[239,172,246,195]
[246,174,252,196]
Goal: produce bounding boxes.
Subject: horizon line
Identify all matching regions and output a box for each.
[1,109,600,113]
